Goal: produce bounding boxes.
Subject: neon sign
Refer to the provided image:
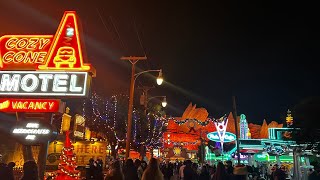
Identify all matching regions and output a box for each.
[0,11,94,99]
[0,71,89,96]
[38,12,91,71]
[11,121,58,144]
[0,11,92,72]
[207,132,236,142]
[0,35,53,70]
[0,99,60,112]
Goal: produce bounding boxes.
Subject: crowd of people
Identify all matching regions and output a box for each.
[104,158,266,180]
[1,158,319,179]
[0,160,39,180]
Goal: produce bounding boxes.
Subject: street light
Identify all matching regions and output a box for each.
[156,69,163,85]
[135,69,163,85]
[121,55,164,160]
[141,95,167,115]
[161,97,167,107]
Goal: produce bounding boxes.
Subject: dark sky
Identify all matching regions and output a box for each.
[0,0,319,124]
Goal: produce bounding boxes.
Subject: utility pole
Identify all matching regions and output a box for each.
[121,56,147,160]
[232,96,241,165]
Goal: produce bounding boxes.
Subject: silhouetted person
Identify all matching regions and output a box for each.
[7,162,15,180]
[184,160,197,180]
[123,159,139,180]
[273,165,286,180]
[96,158,104,180]
[213,162,228,180]
[141,160,147,171]
[141,158,163,180]
[199,166,210,180]
[233,165,248,180]
[20,161,38,180]
[135,159,144,179]
[162,161,173,180]
[105,160,124,180]
[0,163,9,179]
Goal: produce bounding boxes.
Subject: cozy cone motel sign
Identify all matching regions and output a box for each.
[0,11,94,113]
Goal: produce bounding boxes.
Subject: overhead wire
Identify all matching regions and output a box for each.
[110,16,128,54]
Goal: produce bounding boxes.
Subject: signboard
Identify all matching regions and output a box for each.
[0,71,89,96]
[0,35,53,70]
[73,114,85,138]
[6,144,40,168]
[0,11,94,98]
[46,141,107,166]
[0,98,60,112]
[11,121,58,144]
[207,132,236,143]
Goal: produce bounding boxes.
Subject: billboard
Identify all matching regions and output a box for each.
[46,141,107,166]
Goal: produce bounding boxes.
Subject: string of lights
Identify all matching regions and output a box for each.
[82,92,166,148]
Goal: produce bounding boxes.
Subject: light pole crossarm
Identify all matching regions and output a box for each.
[134,69,162,82]
[147,96,166,101]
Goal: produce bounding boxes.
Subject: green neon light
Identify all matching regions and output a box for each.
[205,147,237,161]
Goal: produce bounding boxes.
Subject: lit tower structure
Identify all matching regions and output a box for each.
[286,109,293,127]
[239,114,250,139]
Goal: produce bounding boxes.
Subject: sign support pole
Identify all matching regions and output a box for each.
[233,96,241,165]
[38,113,54,179]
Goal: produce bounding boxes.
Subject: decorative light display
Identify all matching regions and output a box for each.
[213,115,228,153]
[239,114,249,139]
[170,117,212,126]
[82,92,166,149]
[264,144,288,156]
[163,140,199,146]
[286,109,293,127]
[56,131,80,179]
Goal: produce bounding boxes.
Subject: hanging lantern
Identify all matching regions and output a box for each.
[61,107,71,133]
[85,127,91,140]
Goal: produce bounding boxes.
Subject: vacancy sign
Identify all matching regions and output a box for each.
[0,99,60,112]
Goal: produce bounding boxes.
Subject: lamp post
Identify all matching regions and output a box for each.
[122,56,163,160]
[140,95,167,115]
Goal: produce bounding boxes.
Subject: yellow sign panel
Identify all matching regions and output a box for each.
[6,144,40,168]
[46,141,107,166]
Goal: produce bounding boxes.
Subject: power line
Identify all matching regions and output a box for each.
[96,8,111,34]
[133,18,147,57]
[110,16,128,53]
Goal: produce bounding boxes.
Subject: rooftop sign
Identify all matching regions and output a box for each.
[0,11,94,98]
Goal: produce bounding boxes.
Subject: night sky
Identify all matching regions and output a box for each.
[0,1,318,124]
